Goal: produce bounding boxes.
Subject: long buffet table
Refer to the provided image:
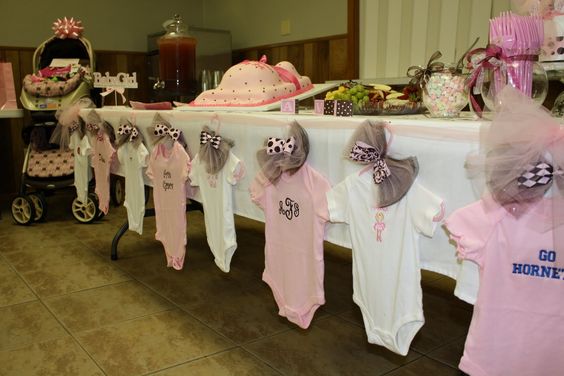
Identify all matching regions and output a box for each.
[84,108,488,304]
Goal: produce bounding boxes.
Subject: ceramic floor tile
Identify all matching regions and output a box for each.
[20,257,130,297]
[0,300,68,351]
[2,240,103,272]
[0,337,104,376]
[180,283,298,344]
[0,258,36,307]
[151,348,281,376]
[77,309,234,376]
[120,253,257,306]
[245,316,422,376]
[322,258,355,315]
[0,228,74,253]
[410,293,472,354]
[426,337,466,369]
[44,280,174,333]
[383,356,460,376]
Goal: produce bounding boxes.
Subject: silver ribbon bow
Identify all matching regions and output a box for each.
[200,131,222,149]
[154,123,180,141]
[350,141,391,184]
[266,136,296,155]
[118,123,139,142]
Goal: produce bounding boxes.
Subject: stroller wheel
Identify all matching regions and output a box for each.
[71,193,99,224]
[28,192,47,222]
[110,176,125,207]
[11,196,36,225]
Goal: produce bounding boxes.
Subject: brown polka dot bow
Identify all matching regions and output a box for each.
[154,123,181,141]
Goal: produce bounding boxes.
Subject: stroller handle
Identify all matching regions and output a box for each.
[32,36,95,71]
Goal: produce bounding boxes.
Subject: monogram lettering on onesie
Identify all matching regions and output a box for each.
[98,153,106,164]
[162,170,174,191]
[279,197,300,220]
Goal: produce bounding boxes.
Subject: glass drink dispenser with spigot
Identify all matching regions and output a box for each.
[158,14,197,101]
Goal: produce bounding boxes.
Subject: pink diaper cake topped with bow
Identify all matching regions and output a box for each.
[189,55,313,107]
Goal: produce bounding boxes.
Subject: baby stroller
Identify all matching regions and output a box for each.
[11,18,102,225]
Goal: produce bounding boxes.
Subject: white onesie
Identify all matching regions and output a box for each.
[69,132,91,204]
[327,174,443,355]
[188,151,245,272]
[117,142,149,235]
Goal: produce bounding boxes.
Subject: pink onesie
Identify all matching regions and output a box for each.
[90,131,116,214]
[446,199,564,376]
[146,142,191,270]
[250,162,331,329]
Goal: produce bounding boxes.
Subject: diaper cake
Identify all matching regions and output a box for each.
[189,55,313,107]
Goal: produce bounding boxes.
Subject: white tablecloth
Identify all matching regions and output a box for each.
[85,108,488,304]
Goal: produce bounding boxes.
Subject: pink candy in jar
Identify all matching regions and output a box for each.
[422,69,468,117]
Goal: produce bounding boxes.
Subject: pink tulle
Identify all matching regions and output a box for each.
[466,86,564,252]
[51,97,94,149]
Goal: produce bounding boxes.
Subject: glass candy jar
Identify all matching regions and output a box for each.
[422,68,468,117]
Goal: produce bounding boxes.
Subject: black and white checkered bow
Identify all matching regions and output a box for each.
[517,162,563,188]
[200,131,222,149]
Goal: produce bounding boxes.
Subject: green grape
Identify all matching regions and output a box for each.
[356,92,364,100]
[349,87,357,95]
[351,96,358,103]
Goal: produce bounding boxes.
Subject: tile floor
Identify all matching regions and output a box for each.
[0,189,472,375]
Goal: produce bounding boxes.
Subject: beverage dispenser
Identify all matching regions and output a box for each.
[157,14,197,101]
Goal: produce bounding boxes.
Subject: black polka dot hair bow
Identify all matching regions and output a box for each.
[200,131,222,149]
[118,123,139,142]
[154,123,181,141]
[267,136,296,155]
[350,141,391,184]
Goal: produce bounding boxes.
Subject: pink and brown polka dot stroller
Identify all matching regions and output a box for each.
[10,18,105,225]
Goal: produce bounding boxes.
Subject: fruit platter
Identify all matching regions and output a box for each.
[324,82,423,115]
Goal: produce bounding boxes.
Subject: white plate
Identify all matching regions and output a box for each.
[173,83,338,112]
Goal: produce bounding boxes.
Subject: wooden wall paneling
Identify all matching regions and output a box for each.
[313,41,330,84]
[347,0,360,79]
[232,35,348,83]
[95,51,150,104]
[286,44,304,74]
[329,38,349,80]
